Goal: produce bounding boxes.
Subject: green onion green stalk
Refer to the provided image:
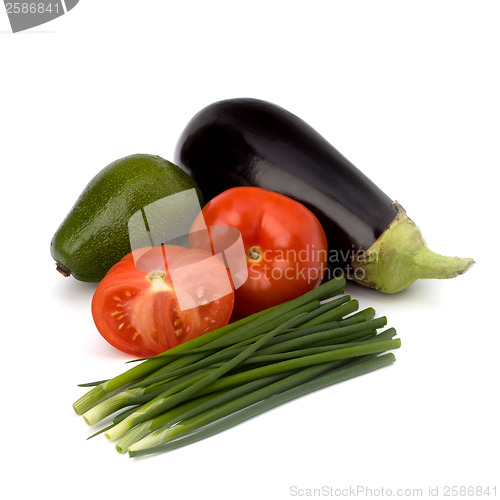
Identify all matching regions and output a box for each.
[73,276,401,457]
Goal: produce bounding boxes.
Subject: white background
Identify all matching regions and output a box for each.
[1,1,499,499]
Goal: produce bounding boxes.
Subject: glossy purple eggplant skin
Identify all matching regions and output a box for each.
[174,98,398,265]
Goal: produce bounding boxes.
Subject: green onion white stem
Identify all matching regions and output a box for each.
[73,276,401,456]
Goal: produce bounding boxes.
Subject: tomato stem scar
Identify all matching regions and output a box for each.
[147,272,172,293]
[246,246,263,263]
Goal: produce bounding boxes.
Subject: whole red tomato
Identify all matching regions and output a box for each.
[91,245,234,357]
[196,187,328,316]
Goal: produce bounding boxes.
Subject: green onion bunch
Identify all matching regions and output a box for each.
[73,276,401,457]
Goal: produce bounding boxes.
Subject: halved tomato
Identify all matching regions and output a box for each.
[91,245,234,357]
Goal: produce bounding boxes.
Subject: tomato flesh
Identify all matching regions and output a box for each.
[197,187,328,316]
[92,245,234,357]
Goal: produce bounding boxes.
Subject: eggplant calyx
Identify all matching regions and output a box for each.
[349,203,475,293]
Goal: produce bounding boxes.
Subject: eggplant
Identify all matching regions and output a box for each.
[174,98,474,293]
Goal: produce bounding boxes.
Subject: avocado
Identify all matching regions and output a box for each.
[50,154,203,282]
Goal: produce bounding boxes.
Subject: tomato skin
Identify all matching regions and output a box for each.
[198,187,328,316]
[91,245,234,357]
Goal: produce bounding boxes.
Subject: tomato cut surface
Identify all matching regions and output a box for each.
[91,245,234,357]
[196,187,328,316]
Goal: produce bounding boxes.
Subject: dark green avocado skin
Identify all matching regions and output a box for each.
[50,154,203,282]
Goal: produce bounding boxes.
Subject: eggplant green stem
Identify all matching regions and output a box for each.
[350,203,475,293]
